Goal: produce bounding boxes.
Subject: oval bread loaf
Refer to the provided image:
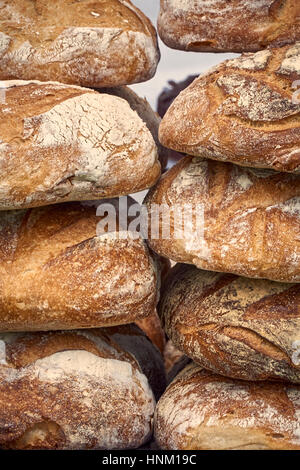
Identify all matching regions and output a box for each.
[0,199,159,331]
[159,263,300,383]
[0,80,160,210]
[0,324,165,450]
[0,0,160,87]
[158,0,299,53]
[159,44,300,172]
[144,156,300,283]
[154,364,300,450]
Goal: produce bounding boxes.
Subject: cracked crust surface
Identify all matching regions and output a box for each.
[144,156,300,282]
[0,324,164,449]
[0,199,159,331]
[158,0,299,53]
[154,364,300,450]
[159,264,300,382]
[0,80,160,210]
[159,44,300,173]
[0,0,160,87]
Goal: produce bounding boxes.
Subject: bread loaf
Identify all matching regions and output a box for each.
[0,199,159,331]
[144,156,300,283]
[100,85,168,170]
[158,0,299,53]
[159,263,300,383]
[0,0,160,87]
[154,363,300,450]
[0,80,161,210]
[159,44,300,172]
[0,324,165,449]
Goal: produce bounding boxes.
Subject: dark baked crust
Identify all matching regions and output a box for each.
[159,264,300,383]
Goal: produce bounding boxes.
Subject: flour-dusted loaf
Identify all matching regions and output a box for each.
[100,85,169,170]
[0,199,159,331]
[144,156,300,283]
[159,264,300,383]
[0,324,166,450]
[0,80,160,210]
[0,0,160,87]
[154,363,300,450]
[159,44,300,173]
[158,0,299,53]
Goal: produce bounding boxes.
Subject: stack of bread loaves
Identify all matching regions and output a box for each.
[145,1,300,450]
[0,0,169,450]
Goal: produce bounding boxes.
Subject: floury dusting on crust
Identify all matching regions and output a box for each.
[0,332,156,449]
[155,365,300,449]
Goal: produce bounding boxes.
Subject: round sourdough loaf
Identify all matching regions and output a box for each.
[154,364,300,450]
[159,43,300,172]
[0,80,160,210]
[0,199,160,331]
[0,0,160,87]
[0,324,165,450]
[159,264,300,383]
[144,156,300,283]
[158,0,299,53]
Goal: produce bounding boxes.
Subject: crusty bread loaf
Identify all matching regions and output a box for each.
[155,363,300,450]
[0,80,160,210]
[0,199,159,331]
[144,156,300,283]
[159,263,300,383]
[158,0,299,53]
[0,0,160,87]
[159,44,300,173]
[0,324,165,449]
[100,85,168,170]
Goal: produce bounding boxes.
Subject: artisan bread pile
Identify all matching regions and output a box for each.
[1,0,300,451]
[149,0,300,451]
[0,0,168,450]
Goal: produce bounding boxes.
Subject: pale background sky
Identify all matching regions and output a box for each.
[130,0,238,109]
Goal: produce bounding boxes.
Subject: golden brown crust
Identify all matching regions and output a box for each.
[159,44,300,173]
[0,325,163,449]
[159,264,300,383]
[154,364,300,450]
[0,0,160,87]
[0,200,159,331]
[0,80,160,210]
[144,156,300,282]
[158,0,299,53]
